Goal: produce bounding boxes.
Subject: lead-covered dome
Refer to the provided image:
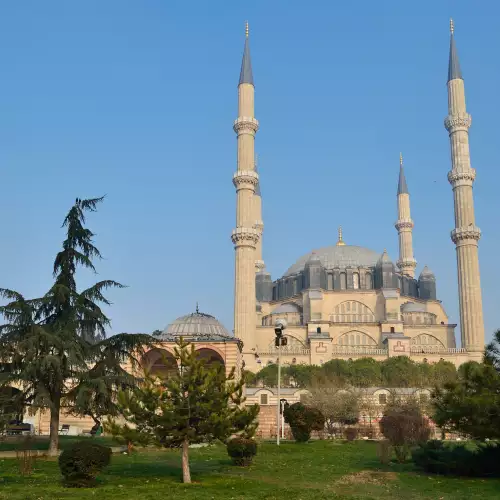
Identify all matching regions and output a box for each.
[284,245,380,277]
[158,308,233,341]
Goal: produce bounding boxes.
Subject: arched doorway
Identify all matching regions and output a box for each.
[196,348,225,369]
[141,349,178,379]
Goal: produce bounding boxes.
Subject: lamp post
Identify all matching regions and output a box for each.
[274,319,287,446]
[280,398,288,439]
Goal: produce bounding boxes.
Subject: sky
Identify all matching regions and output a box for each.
[0,1,499,345]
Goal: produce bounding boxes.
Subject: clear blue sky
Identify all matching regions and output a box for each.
[1,1,499,344]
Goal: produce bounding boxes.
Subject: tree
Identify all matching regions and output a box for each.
[485,329,500,370]
[381,356,420,387]
[305,382,359,438]
[283,402,325,442]
[379,398,430,462]
[106,338,259,484]
[432,361,500,440]
[430,359,458,387]
[0,197,152,455]
[349,358,382,387]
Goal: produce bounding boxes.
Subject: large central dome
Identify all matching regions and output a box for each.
[284,245,380,277]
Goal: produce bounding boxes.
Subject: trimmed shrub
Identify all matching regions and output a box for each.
[58,440,112,487]
[227,437,257,466]
[344,427,358,442]
[412,440,500,477]
[283,403,325,443]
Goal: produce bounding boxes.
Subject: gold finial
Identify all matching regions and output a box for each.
[336,226,346,246]
[450,18,454,35]
[400,152,403,167]
[245,21,249,38]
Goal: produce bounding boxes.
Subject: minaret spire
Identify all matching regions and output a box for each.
[395,153,416,277]
[239,21,254,85]
[232,24,260,354]
[444,21,484,354]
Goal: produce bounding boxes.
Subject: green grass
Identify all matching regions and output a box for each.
[0,441,499,499]
[0,435,118,451]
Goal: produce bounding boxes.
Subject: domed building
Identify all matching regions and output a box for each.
[141,306,242,379]
[231,23,485,372]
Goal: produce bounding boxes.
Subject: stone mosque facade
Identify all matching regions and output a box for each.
[231,20,485,373]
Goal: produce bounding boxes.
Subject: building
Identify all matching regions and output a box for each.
[231,21,485,373]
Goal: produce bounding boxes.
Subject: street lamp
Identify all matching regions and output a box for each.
[274,318,287,445]
[280,398,288,439]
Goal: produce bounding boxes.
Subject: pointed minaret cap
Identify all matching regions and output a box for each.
[336,226,346,246]
[398,152,409,195]
[239,22,254,85]
[448,18,463,82]
[419,265,436,280]
[377,249,393,265]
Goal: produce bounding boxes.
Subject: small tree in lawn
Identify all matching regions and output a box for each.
[283,402,325,442]
[379,398,430,462]
[106,338,259,483]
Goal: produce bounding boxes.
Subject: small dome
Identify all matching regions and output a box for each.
[419,266,435,280]
[402,302,426,313]
[271,303,302,314]
[160,307,232,341]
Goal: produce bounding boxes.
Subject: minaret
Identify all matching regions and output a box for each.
[395,153,417,278]
[445,19,484,352]
[232,22,260,351]
[254,155,265,272]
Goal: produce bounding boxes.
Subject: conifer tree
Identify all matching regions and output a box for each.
[0,197,152,455]
[107,338,259,483]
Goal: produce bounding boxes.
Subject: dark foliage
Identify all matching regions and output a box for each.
[58,440,112,487]
[379,399,430,462]
[283,402,325,443]
[226,437,258,466]
[432,361,500,440]
[344,427,358,442]
[412,440,500,477]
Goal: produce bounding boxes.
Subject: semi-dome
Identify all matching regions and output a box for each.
[284,245,380,277]
[159,307,233,341]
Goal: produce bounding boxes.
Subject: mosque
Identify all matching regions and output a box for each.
[153,20,485,377]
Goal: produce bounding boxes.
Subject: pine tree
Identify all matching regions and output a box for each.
[107,338,259,483]
[0,197,152,455]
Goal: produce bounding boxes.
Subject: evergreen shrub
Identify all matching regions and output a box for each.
[412,440,500,477]
[58,440,112,487]
[344,427,358,442]
[226,437,257,466]
[283,403,325,443]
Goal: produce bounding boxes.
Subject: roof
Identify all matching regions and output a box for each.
[284,245,380,277]
[398,165,409,195]
[239,37,254,85]
[419,266,436,280]
[158,309,235,342]
[377,249,393,265]
[401,302,426,313]
[448,32,463,82]
[271,303,302,314]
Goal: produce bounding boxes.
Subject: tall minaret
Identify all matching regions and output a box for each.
[254,156,265,272]
[445,19,484,352]
[395,153,417,278]
[232,22,260,351]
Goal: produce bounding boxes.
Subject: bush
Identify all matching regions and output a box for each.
[283,403,325,443]
[412,440,500,477]
[344,427,358,442]
[227,437,257,466]
[58,440,112,487]
[379,400,430,462]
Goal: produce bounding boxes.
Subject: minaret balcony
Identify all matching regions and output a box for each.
[233,117,259,135]
[444,113,471,132]
[451,226,481,244]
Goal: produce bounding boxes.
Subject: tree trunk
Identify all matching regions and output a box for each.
[181,438,191,483]
[47,398,61,457]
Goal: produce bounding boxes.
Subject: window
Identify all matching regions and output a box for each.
[390,327,395,333]
[365,273,372,289]
[378,394,387,405]
[353,273,360,289]
[260,394,268,405]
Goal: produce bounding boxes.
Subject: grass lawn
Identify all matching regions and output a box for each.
[0,435,118,451]
[0,441,499,500]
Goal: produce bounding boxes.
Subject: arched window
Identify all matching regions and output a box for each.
[353,273,360,289]
[340,273,347,290]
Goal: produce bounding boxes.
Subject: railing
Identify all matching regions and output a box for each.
[410,346,467,354]
[258,347,311,356]
[330,346,388,355]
